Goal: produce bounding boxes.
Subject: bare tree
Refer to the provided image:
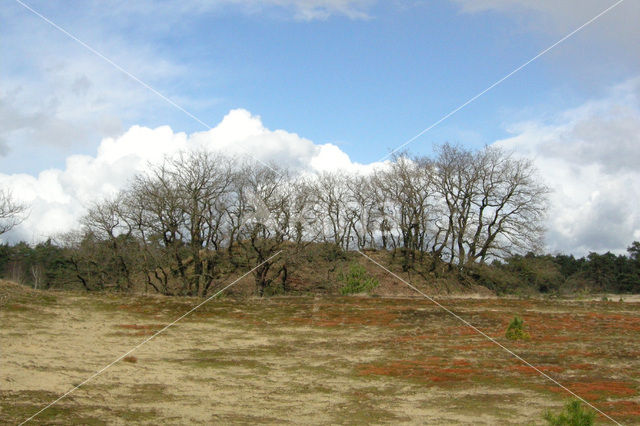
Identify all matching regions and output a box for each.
[464,147,549,264]
[432,144,549,268]
[68,145,549,295]
[372,155,436,269]
[345,173,378,250]
[82,198,139,291]
[123,151,235,296]
[0,189,27,236]
[57,229,116,291]
[30,264,43,290]
[168,151,234,296]
[431,144,476,266]
[309,172,353,250]
[236,163,292,296]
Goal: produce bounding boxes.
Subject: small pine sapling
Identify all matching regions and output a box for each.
[505,316,530,341]
[543,400,595,426]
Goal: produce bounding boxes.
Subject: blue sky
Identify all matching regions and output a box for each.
[2,0,631,170]
[1,0,639,254]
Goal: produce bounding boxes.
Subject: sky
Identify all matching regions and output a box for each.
[1,0,639,256]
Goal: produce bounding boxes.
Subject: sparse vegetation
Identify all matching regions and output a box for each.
[2,286,638,424]
[2,240,639,297]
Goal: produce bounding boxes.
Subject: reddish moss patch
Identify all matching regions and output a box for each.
[584,313,640,332]
[450,342,494,351]
[601,400,640,417]
[537,335,572,343]
[291,307,399,328]
[446,326,480,336]
[562,349,596,358]
[508,365,564,375]
[526,312,640,338]
[549,381,637,401]
[6,303,29,311]
[358,359,478,384]
[569,363,595,371]
[439,368,475,374]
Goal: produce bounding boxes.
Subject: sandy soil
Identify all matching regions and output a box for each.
[1,281,639,424]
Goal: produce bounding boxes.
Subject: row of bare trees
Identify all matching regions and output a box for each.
[308,144,548,268]
[65,143,548,295]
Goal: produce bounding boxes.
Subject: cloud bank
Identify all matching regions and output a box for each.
[494,78,640,256]
[452,0,638,34]
[4,83,640,258]
[451,0,640,57]
[0,109,377,243]
[3,84,640,257]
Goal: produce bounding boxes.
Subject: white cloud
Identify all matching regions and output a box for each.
[494,78,640,256]
[0,109,379,243]
[1,0,375,175]
[3,89,639,257]
[0,2,191,176]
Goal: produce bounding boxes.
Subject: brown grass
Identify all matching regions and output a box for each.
[1,287,639,424]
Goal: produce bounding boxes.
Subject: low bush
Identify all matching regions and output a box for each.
[505,316,530,341]
[338,263,379,295]
[543,400,594,425]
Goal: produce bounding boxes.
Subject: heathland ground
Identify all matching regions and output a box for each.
[1,280,639,424]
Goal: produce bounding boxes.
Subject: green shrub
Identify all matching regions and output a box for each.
[338,264,379,295]
[467,263,522,295]
[508,255,564,293]
[544,400,595,426]
[505,316,530,341]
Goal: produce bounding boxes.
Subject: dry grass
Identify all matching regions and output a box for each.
[1,282,639,424]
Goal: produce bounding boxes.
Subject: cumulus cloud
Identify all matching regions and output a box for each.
[494,78,640,255]
[3,89,639,257]
[0,109,379,243]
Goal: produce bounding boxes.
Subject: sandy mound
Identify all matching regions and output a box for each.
[0,279,37,307]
